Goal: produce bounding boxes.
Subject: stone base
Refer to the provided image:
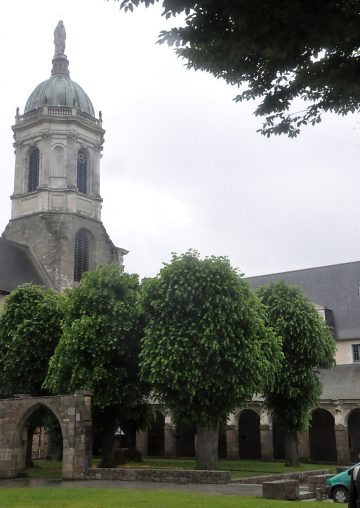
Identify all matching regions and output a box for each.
[263,479,299,500]
[86,468,231,484]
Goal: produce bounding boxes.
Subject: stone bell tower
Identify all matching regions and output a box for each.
[2,21,127,291]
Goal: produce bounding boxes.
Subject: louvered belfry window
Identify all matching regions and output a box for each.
[77,148,88,193]
[28,147,40,192]
[74,230,89,282]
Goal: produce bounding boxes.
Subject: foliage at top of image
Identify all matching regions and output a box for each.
[119,0,360,137]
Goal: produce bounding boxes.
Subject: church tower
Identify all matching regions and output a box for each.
[2,21,127,291]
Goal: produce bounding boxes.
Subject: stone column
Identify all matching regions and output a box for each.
[136,430,148,457]
[334,405,350,465]
[260,409,274,461]
[164,414,176,458]
[298,430,310,462]
[226,413,239,459]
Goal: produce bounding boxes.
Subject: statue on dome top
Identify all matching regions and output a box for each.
[54,20,66,56]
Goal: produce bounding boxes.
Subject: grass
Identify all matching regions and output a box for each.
[0,488,332,508]
[27,458,337,480]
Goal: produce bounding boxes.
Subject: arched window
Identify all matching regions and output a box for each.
[74,229,89,282]
[28,147,40,192]
[77,148,88,193]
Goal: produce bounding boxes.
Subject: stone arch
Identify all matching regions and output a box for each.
[238,409,261,459]
[148,410,165,456]
[348,408,360,462]
[0,393,92,479]
[15,402,64,469]
[309,408,337,462]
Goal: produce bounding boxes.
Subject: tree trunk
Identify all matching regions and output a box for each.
[101,415,116,467]
[284,431,299,467]
[195,420,219,470]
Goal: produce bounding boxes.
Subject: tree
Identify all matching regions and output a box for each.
[0,283,64,465]
[44,264,150,466]
[257,281,336,466]
[0,284,63,397]
[120,0,360,137]
[140,251,282,470]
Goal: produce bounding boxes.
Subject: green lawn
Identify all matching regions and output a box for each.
[27,458,336,480]
[0,488,331,508]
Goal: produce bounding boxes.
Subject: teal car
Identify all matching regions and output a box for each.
[326,463,359,503]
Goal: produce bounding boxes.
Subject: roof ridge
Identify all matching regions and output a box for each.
[246,260,360,279]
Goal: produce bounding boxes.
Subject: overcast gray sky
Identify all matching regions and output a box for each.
[1,0,359,279]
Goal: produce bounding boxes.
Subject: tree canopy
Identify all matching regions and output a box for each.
[120,0,360,137]
[0,284,63,397]
[257,281,336,466]
[44,264,150,465]
[140,251,282,469]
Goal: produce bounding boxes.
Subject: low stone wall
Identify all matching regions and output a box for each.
[86,468,231,484]
[233,469,330,484]
[308,474,334,494]
[263,479,299,500]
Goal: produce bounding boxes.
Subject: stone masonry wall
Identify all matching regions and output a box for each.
[86,468,231,484]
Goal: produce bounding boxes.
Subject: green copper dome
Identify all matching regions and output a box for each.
[24,75,95,116]
[24,22,95,117]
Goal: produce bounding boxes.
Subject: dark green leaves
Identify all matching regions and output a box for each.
[119,0,360,136]
[140,251,282,427]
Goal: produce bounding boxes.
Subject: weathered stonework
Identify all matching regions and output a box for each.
[263,479,299,500]
[3,213,125,291]
[86,468,231,484]
[0,393,92,479]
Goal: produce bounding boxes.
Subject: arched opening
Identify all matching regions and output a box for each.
[17,404,63,478]
[77,148,88,194]
[272,418,285,460]
[74,229,90,282]
[28,147,39,192]
[176,425,196,457]
[309,408,337,462]
[238,409,261,459]
[147,411,165,456]
[348,409,360,462]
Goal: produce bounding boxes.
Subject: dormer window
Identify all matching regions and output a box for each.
[77,148,88,193]
[28,147,40,192]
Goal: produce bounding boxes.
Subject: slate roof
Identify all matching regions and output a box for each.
[246,261,360,341]
[318,364,360,400]
[0,238,51,293]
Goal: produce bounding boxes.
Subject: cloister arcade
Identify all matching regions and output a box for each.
[136,401,360,465]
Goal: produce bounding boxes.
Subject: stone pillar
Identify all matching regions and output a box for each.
[226,413,239,459]
[335,406,350,465]
[136,430,148,457]
[164,414,176,458]
[298,430,310,462]
[335,425,350,465]
[260,409,274,461]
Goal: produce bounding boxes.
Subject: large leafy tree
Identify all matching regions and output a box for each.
[120,0,360,137]
[0,284,63,397]
[140,251,282,470]
[0,284,64,465]
[257,281,336,466]
[44,264,150,466]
